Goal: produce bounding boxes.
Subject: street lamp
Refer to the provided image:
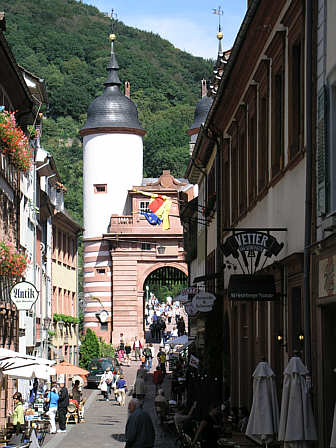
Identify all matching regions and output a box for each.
[43,317,52,330]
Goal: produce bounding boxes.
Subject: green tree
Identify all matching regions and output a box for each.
[99,340,115,358]
[79,329,99,368]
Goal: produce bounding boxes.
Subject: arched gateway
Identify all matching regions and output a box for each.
[83,170,193,344]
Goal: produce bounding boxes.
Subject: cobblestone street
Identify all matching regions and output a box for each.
[44,343,176,448]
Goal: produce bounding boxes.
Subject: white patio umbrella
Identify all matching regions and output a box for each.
[245,361,279,446]
[278,357,317,447]
[330,403,336,448]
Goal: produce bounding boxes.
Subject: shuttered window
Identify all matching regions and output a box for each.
[317,87,329,215]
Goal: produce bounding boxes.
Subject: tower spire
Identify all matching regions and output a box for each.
[104,9,121,87]
[213,6,223,56]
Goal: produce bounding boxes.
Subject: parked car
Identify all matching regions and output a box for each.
[87,357,122,388]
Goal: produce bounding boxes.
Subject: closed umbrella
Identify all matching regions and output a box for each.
[245,361,279,446]
[278,357,317,447]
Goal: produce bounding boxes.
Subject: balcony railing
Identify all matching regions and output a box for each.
[111,216,133,225]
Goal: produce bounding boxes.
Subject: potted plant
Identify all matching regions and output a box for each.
[0,241,28,277]
[0,110,33,172]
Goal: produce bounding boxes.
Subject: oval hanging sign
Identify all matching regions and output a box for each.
[192,291,216,312]
[10,281,39,310]
[184,302,198,316]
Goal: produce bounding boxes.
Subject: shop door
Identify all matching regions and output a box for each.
[322,303,336,445]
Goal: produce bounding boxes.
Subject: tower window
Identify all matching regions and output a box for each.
[96,267,106,275]
[94,184,107,194]
[141,243,151,251]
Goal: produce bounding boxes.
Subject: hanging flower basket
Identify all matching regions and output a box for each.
[0,241,28,277]
[0,111,33,172]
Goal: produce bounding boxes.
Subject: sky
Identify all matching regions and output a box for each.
[83,0,247,59]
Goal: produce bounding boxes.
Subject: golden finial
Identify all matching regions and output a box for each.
[109,33,116,42]
[217,31,223,40]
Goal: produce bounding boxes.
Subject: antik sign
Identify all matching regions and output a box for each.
[10,281,39,310]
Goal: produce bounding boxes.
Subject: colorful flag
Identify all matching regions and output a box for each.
[134,190,172,230]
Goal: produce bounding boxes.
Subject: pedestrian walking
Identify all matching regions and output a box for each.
[46,385,59,434]
[125,341,132,366]
[125,398,155,448]
[133,336,142,361]
[118,333,125,363]
[115,374,127,406]
[143,344,153,371]
[98,370,109,401]
[157,348,167,375]
[153,366,163,393]
[57,382,69,433]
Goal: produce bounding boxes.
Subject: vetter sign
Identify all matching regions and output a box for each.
[10,281,39,310]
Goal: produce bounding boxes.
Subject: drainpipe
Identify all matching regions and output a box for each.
[108,240,114,344]
[303,0,313,373]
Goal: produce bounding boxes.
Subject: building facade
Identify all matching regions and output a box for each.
[183,0,316,418]
[312,0,336,445]
[51,207,81,365]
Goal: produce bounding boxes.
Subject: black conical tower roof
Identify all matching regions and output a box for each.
[82,40,144,132]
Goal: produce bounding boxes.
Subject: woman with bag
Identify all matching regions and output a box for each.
[46,385,59,434]
[98,371,109,401]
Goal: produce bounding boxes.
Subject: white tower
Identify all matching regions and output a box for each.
[80,34,145,239]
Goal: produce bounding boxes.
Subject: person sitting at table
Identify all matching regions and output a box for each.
[174,401,197,435]
[10,392,24,434]
[154,389,169,424]
[45,385,59,434]
[192,403,221,448]
[69,393,79,409]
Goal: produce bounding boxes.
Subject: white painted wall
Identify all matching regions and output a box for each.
[83,133,143,238]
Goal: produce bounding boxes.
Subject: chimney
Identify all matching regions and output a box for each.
[201,79,207,98]
[125,81,130,98]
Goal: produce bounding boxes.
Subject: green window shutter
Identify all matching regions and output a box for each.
[317,86,329,215]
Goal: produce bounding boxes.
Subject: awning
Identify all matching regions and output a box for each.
[0,348,56,380]
[166,335,189,345]
[176,340,194,352]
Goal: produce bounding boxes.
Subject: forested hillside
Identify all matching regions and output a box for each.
[0,0,213,223]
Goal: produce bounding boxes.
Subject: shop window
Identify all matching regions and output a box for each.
[94,184,107,193]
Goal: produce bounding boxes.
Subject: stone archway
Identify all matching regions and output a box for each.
[139,262,188,292]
